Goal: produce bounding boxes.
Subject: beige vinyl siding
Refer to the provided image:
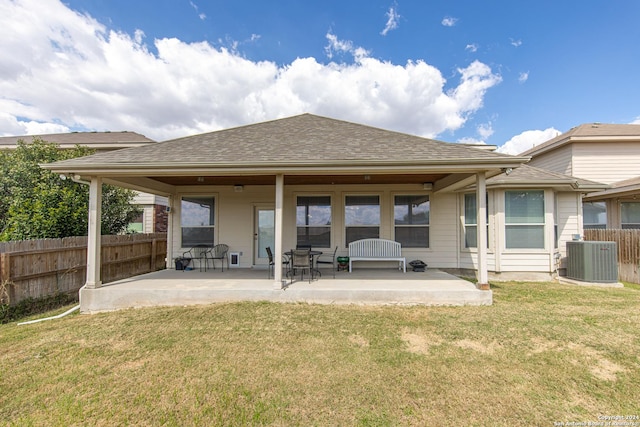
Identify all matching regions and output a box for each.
[498,253,551,272]
[572,142,640,184]
[132,192,168,206]
[557,192,581,254]
[142,206,153,233]
[527,145,573,176]
[428,192,459,268]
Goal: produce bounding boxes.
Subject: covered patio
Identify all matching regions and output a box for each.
[41,114,553,313]
[80,267,491,313]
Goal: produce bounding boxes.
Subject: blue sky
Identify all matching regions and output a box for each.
[1,0,639,153]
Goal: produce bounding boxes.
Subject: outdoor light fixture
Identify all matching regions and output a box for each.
[234,185,244,192]
[197,176,205,182]
[423,182,433,191]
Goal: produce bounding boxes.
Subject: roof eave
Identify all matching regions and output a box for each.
[41,157,530,175]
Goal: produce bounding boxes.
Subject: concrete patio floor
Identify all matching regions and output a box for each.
[79,267,492,313]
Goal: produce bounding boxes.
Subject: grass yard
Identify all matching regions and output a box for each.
[1,282,639,426]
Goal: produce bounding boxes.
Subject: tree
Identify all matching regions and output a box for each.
[0,138,142,241]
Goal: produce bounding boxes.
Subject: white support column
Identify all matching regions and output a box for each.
[85,177,103,289]
[476,172,489,290]
[273,174,284,289]
[165,195,175,269]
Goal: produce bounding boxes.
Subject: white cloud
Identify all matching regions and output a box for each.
[324,32,354,59]
[0,0,502,142]
[465,43,479,53]
[457,136,486,145]
[442,16,458,27]
[381,5,400,36]
[189,1,206,20]
[631,117,640,124]
[497,128,561,155]
[510,38,522,47]
[518,71,529,83]
[0,112,70,136]
[477,122,494,139]
[455,122,493,146]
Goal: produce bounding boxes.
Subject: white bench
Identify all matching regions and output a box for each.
[348,238,406,272]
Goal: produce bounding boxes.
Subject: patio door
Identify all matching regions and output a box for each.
[254,206,275,266]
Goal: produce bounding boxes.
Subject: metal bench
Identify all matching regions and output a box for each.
[348,238,406,272]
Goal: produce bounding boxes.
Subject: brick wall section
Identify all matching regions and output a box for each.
[153,205,168,232]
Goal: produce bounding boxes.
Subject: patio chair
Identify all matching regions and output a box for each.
[316,246,338,278]
[266,247,275,279]
[265,246,291,279]
[182,244,211,272]
[208,244,229,271]
[290,248,313,283]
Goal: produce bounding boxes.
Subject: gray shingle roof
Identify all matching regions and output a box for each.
[485,164,606,190]
[0,131,155,149]
[47,114,526,169]
[520,123,640,156]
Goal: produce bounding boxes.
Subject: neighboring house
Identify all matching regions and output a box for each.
[0,131,168,233]
[41,114,605,290]
[520,123,640,230]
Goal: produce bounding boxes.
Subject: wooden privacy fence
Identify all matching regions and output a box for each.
[584,229,640,284]
[0,233,167,305]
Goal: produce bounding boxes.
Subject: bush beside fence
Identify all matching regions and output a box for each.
[584,229,640,284]
[0,233,167,305]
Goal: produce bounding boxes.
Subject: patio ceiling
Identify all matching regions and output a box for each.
[149,173,449,186]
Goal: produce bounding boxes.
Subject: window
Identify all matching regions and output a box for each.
[181,196,215,247]
[345,195,380,244]
[126,212,144,234]
[583,202,607,229]
[464,193,488,248]
[505,190,545,249]
[621,202,640,229]
[394,195,429,248]
[296,196,331,247]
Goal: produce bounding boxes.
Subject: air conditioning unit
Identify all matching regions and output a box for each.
[566,241,618,283]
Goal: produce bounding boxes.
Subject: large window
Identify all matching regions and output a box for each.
[181,196,215,247]
[394,195,429,248]
[464,193,488,248]
[505,190,545,249]
[296,196,332,247]
[621,202,640,229]
[583,201,607,229]
[345,195,380,244]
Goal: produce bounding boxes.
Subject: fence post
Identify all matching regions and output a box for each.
[0,252,9,283]
[0,252,15,304]
[151,238,158,270]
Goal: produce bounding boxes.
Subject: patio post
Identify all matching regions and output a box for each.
[165,195,175,269]
[476,172,489,290]
[273,174,284,289]
[85,176,103,289]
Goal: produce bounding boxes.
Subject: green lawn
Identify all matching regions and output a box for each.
[1,282,639,426]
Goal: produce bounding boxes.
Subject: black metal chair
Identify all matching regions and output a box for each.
[266,246,291,279]
[316,246,338,278]
[207,244,229,271]
[290,249,312,283]
[182,244,211,272]
[266,247,275,279]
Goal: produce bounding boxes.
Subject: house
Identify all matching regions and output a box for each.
[520,123,640,230]
[41,114,605,299]
[0,131,168,233]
